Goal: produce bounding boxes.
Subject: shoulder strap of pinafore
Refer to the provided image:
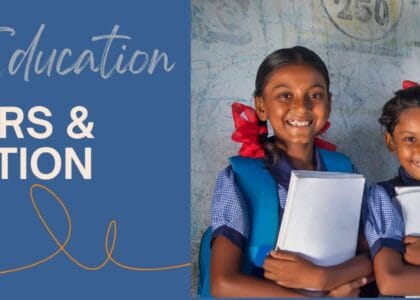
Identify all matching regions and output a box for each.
[229,156,280,251]
[318,148,354,173]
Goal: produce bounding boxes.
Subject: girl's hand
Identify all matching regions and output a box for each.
[263,250,325,290]
[327,277,367,298]
[404,236,420,266]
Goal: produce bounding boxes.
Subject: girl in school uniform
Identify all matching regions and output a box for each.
[365,81,420,296]
[208,46,373,297]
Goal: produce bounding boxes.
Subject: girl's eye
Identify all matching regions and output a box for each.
[309,92,323,100]
[277,93,292,100]
[404,137,416,143]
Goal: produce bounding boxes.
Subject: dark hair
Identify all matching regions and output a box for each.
[379,86,420,134]
[255,46,330,167]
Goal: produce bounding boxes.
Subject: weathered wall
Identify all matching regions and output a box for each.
[191,0,420,294]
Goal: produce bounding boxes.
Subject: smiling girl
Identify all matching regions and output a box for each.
[365,82,420,296]
[206,46,372,297]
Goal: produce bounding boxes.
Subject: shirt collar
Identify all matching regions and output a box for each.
[268,147,326,189]
[398,166,420,186]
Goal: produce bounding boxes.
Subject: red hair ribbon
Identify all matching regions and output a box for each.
[314,121,337,151]
[231,102,267,158]
[402,80,419,89]
[231,103,337,157]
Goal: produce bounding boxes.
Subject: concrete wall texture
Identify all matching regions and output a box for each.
[191,0,420,294]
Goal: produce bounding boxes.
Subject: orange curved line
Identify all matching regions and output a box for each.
[0,183,191,274]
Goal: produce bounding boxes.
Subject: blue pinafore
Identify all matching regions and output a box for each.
[197,149,354,297]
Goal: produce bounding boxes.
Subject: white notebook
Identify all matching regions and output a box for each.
[395,186,420,236]
[276,170,365,266]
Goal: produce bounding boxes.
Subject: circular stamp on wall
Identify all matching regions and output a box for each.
[321,0,402,41]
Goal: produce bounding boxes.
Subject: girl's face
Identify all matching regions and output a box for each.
[386,107,420,180]
[255,64,330,150]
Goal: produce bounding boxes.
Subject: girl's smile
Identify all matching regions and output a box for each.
[286,119,312,127]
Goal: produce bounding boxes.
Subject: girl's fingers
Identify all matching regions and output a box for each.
[263,270,274,280]
[366,274,375,284]
[341,277,367,294]
[350,288,361,297]
[269,250,298,261]
[263,257,287,272]
[330,277,366,297]
[404,235,419,244]
[349,277,367,289]
[263,257,279,271]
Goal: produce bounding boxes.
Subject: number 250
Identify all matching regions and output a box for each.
[335,0,389,25]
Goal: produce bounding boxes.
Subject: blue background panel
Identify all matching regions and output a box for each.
[0,1,190,299]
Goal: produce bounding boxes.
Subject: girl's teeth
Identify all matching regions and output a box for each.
[288,120,310,126]
[412,161,420,168]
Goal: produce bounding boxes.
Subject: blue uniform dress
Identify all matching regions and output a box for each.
[364,167,417,258]
[211,148,358,251]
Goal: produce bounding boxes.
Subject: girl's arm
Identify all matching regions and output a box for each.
[211,236,366,297]
[210,236,304,298]
[374,246,420,296]
[263,249,372,291]
[318,252,373,290]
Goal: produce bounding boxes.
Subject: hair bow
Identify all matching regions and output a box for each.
[314,121,337,151]
[231,102,337,157]
[402,80,419,90]
[231,102,268,158]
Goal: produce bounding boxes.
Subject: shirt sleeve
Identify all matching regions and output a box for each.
[211,166,249,250]
[364,184,404,257]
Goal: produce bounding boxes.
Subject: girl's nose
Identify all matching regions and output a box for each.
[292,95,312,112]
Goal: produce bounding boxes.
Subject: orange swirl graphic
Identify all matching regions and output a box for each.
[0,183,191,274]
